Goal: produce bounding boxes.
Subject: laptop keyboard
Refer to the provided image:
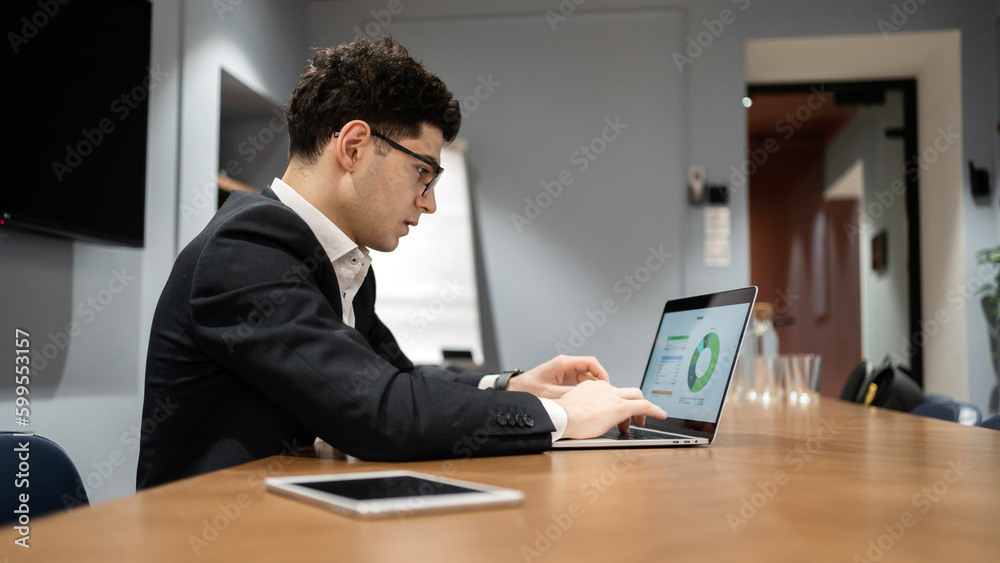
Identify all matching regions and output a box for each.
[599,427,689,441]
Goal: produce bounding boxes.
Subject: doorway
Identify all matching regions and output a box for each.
[746,81,921,396]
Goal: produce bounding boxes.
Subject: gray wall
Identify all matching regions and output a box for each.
[392,11,688,382]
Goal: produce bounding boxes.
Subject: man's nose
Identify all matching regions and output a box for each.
[419,188,436,214]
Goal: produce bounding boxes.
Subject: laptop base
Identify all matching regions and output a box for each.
[551,427,708,449]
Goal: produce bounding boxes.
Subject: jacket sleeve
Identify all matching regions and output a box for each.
[187,202,553,461]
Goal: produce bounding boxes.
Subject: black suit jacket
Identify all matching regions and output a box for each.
[136,188,554,489]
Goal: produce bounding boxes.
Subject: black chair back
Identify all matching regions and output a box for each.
[1,431,88,525]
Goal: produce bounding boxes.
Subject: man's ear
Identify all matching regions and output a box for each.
[331,120,373,173]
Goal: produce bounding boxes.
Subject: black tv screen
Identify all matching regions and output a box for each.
[2,0,152,247]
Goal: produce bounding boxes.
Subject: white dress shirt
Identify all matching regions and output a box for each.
[271,178,370,328]
[269,178,567,442]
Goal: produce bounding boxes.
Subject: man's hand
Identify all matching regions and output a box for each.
[506,355,609,399]
[552,380,668,439]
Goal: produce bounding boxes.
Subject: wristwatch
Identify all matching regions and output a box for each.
[493,370,524,391]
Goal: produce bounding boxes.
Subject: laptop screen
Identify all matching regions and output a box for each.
[638,287,755,436]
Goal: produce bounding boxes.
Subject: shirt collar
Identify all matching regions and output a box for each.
[269,177,370,265]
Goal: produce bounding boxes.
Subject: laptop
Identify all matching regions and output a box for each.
[552,286,757,449]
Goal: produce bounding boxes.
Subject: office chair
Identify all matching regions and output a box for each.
[910,401,983,426]
[922,393,953,403]
[980,415,1000,431]
[1,431,89,525]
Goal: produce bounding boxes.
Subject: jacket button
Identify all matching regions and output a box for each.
[524,415,534,428]
[515,414,525,427]
[497,412,508,426]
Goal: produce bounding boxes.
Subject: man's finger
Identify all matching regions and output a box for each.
[566,356,610,383]
[629,399,667,420]
[614,386,646,401]
[618,392,667,420]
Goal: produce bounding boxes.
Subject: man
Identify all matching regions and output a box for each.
[137,37,665,489]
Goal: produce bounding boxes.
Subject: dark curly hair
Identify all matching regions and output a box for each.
[285,37,461,163]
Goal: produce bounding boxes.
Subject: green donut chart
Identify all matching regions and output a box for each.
[687,332,720,392]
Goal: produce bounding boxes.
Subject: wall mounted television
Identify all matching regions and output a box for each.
[2,0,152,247]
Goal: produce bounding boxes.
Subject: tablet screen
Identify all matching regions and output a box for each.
[298,475,479,501]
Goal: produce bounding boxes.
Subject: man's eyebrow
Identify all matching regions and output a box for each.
[416,153,440,168]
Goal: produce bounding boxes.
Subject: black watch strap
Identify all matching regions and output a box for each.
[493,370,524,391]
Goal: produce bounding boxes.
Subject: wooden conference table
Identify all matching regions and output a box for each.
[4,398,999,562]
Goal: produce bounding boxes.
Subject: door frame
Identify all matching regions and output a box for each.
[747,80,922,385]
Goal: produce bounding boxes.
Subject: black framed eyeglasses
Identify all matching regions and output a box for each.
[334,129,444,196]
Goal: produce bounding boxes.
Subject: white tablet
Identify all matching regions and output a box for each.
[265,470,524,519]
